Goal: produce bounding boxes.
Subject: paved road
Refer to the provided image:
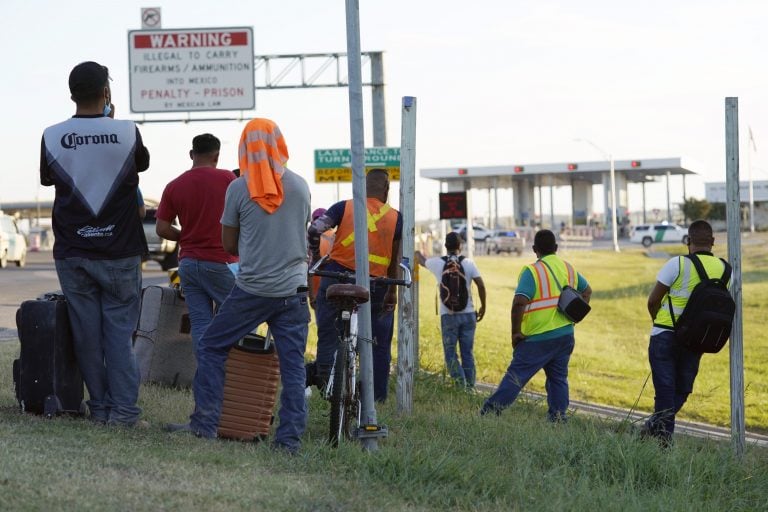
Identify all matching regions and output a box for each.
[0,251,168,341]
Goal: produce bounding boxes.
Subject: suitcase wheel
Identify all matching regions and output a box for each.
[12,359,21,401]
[43,395,62,419]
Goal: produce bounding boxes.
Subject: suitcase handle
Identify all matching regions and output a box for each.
[234,332,274,354]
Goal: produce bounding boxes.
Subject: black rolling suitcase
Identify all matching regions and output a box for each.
[12,293,85,417]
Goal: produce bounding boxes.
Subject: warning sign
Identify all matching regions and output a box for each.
[128,27,255,113]
[141,8,162,29]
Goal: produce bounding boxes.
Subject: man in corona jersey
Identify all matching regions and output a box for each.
[40,61,150,427]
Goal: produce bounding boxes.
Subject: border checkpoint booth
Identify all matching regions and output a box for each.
[420,157,697,256]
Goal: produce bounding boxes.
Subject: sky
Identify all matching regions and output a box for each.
[1,0,767,223]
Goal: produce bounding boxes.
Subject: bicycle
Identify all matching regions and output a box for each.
[308,255,412,446]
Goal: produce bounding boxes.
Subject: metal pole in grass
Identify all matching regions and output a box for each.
[397,97,417,414]
[725,97,745,457]
[345,0,379,451]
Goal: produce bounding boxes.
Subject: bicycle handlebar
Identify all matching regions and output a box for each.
[309,255,412,288]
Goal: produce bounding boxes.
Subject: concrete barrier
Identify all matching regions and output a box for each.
[559,233,593,249]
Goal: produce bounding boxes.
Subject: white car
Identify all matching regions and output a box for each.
[454,224,493,242]
[487,230,525,255]
[630,223,689,248]
[0,212,27,268]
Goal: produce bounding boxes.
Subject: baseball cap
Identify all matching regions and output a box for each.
[312,208,327,221]
[69,61,110,101]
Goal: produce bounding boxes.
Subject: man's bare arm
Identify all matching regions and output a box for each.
[156,218,180,242]
[647,282,670,321]
[222,225,240,256]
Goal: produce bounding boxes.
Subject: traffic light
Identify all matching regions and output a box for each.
[567,163,578,171]
[514,166,524,173]
[631,160,642,168]
[457,168,468,175]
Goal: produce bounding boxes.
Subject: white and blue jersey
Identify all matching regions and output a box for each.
[40,115,150,259]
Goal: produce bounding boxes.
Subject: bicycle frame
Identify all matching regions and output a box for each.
[309,255,412,445]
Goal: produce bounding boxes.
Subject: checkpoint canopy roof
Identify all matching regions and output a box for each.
[420,157,697,188]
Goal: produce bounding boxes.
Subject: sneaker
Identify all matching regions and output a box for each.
[107,419,150,429]
[164,422,192,433]
[270,441,298,456]
[479,403,501,417]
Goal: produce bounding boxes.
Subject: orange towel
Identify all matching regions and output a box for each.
[238,118,289,213]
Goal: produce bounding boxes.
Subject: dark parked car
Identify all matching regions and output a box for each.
[142,208,179,270]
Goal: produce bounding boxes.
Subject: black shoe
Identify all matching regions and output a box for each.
[270,441,298,456]
[165,422,192,433]
[479,403,501,417]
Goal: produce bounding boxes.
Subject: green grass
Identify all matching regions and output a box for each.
[1,344,767,511]
[2,235,767,510]
[412,235,768,432]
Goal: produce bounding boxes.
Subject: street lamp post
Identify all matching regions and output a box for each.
[575,138,620,252]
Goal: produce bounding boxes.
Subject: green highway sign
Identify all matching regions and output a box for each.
[314,147,400,183]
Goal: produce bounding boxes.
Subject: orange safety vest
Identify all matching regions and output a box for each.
[330,198,398,277]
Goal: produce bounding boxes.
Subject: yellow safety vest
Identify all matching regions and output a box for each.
[521,255,577,336]
[654,254,727,328]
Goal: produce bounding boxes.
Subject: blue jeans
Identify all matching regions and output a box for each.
[440,313,477,387]
[315,276,394,402]
[482,334,575,421]
[178,258,236,350]
[189,285,310,451]
[55,256,142,425]
[645,330,702,440]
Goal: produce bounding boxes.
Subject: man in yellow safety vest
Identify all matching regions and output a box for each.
[481,229,591,421]
[642,219,728,446]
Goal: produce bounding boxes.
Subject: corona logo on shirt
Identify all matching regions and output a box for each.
[60,132,120,150]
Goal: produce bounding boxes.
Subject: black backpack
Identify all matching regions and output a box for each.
[440,255,469,312]
[669,254,734,353]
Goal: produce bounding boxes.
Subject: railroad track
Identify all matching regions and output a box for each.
[474,382,768,448]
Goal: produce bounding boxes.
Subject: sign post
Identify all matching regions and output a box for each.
[127,27,255,113]
[314,147,400,182]
[725,97,745,458]
[396,97,417,415]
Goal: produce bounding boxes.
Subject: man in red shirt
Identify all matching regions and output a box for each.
[156,134,238,350]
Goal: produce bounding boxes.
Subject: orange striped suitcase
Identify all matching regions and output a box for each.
[218,332,280,441]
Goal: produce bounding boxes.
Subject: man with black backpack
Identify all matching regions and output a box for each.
[643,220,734,446]
[417,232,486,388]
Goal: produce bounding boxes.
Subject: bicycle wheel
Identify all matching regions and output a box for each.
[329,343,351,446]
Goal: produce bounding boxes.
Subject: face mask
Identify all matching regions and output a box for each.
[103,102,111,117]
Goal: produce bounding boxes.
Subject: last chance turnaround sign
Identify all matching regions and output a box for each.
[128,27,255,113]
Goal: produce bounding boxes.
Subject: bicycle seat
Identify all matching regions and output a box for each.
[326,283,370,306]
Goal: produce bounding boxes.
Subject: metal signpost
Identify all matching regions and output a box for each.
[725,97,745,458]
[396,97,417,415]
[127,27,255,113]
[314,147,400,182]
[345,0,381,452]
